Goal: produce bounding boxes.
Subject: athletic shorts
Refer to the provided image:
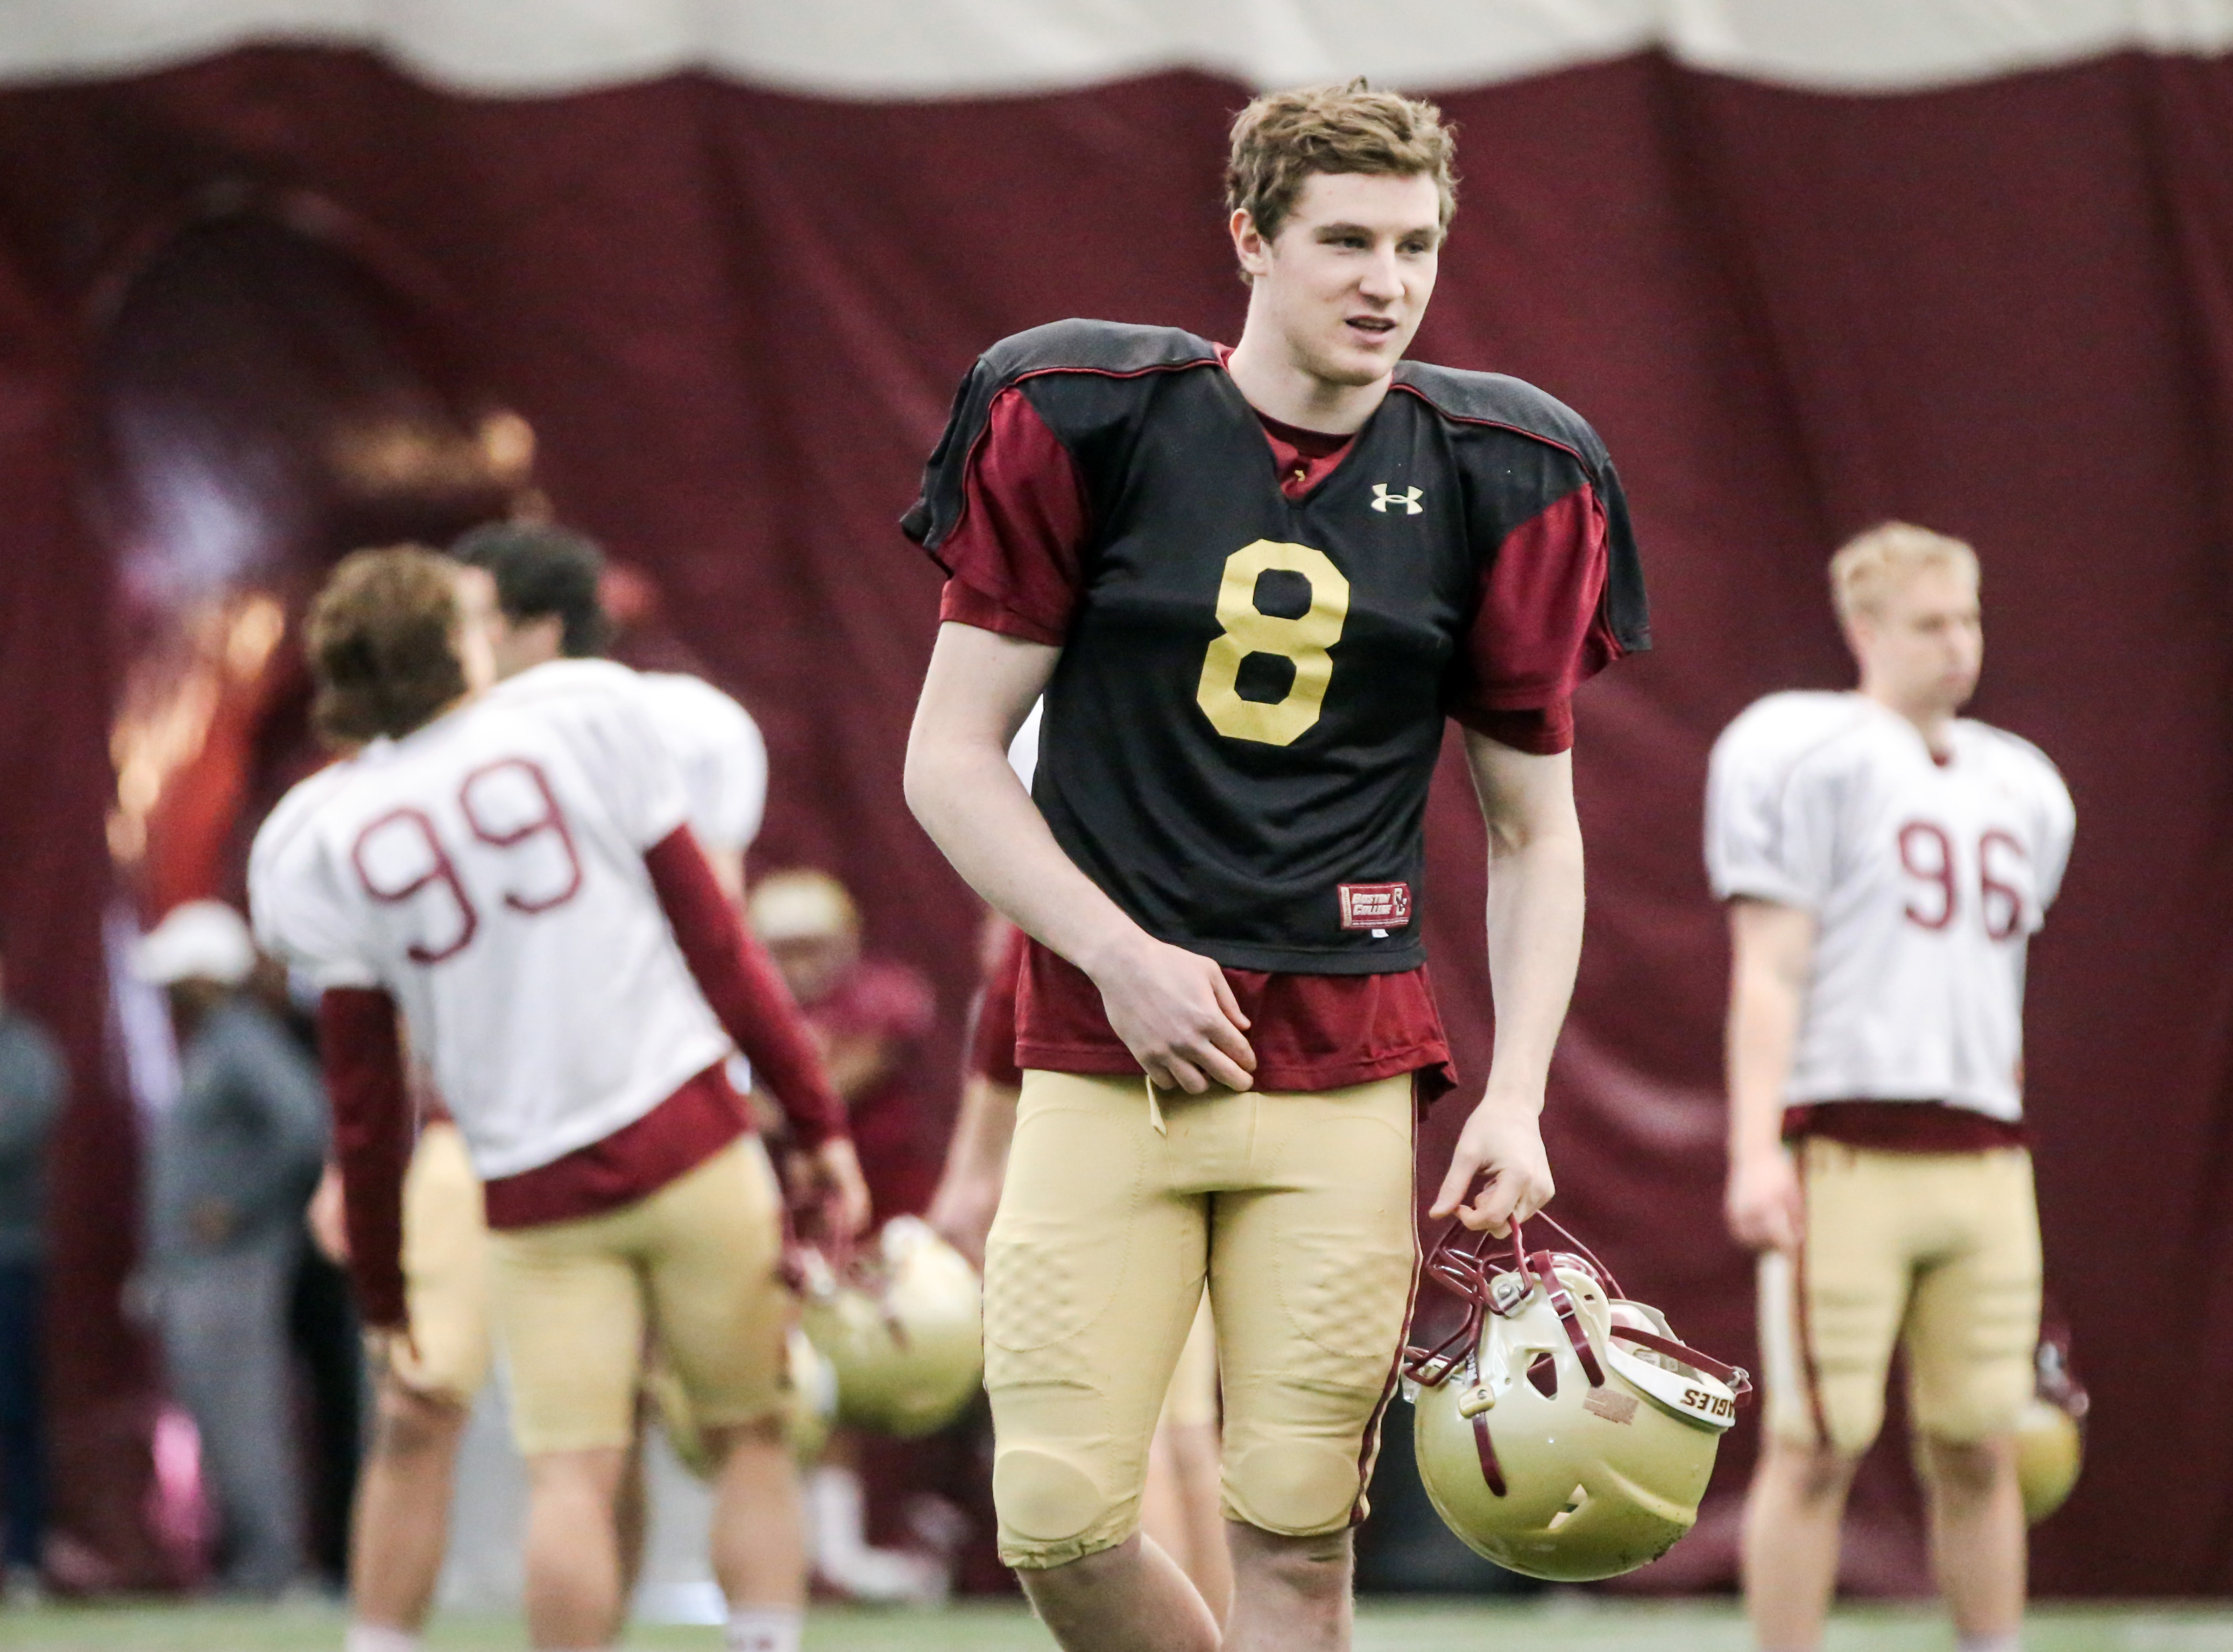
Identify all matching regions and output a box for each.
[391,1121,492,1404]
[1760,1139,2040,1455]
[985,1070,1417,1569]
[488,1135,791,1456]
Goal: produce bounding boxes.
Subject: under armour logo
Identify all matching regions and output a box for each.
[1371,484,1423,515]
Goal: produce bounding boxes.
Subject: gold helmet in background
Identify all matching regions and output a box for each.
[798,1216,984,1438]
[1405,1217,1749,1583]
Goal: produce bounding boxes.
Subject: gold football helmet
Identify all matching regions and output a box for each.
[1405,1217,1748,1582]
[1913,1317,2087,1525]
[797,1216,984,1438]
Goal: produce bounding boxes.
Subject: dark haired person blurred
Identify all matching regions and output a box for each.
[0,929,64,1602]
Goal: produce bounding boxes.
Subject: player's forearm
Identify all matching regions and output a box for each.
[644,825,847,1147]
[315,987,412,1328]
[904,625,1149,982]
[1725,902,1817,1163]
[1479,818,1586,1105]
[906,737,1142,971]
[938,1074,1020,1195]
[1467,736,1585,1105]
[1727,971,1805,1162]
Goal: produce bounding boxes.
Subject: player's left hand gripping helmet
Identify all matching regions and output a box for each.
[1404,1216,1749,1582]
[796,1216,984,1438]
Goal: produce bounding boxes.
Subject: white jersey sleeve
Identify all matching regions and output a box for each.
[635,672,768,853]
[1705,694,1867,910]
[249,766,382,992]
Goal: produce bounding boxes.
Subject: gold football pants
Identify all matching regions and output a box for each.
[488,1135,790,1455]
[985,1070,1417,1569]
[1760,1140,2040,1454]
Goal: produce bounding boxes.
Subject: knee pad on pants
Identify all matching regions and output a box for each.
[992,1442,1132,1570]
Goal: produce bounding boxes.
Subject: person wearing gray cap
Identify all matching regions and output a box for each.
[136,899,329,1596]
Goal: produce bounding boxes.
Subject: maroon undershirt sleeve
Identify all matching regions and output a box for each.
[932,387,1092,643]
[317,987,411,1329]
[645,824,848,1148]
[1445,483,1615,754]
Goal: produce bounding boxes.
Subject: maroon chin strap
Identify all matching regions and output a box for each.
[1513,1220,1606,1389]
[1471,1411,1508,1497]
[1609,1325,1754,1402]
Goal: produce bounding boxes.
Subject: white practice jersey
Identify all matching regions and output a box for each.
[249,659,733,1178]
[1705,691,2075,1122]
[635,670,767,855]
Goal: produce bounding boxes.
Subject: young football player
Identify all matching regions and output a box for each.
[902,83,1645,1652]
[1709,524,2074,1652]
[310,523,779,1652]
[251,547,867,1652]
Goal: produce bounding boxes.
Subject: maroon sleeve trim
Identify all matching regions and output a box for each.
[317,987,411,1329]
[645,825,847,1147]
[938,577,1068,646]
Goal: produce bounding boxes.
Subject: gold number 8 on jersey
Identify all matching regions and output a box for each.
[1195,540,1352,746]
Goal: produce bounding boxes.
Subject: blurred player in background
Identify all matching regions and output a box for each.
[253,547,865,1652]
[306,522,778,1651]
[1709,525,2074,1652]
[746,869,949,1604]
[903,83,1644,1652]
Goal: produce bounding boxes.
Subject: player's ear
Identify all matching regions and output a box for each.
[1231,208,1271,280]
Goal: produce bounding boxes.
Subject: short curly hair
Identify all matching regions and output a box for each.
[1226,81,1457,258]
[306,545,468,747]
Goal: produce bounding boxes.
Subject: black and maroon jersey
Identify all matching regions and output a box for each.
[904,319,1645,976]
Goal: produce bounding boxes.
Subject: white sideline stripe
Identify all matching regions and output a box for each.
[2,0,2230,97]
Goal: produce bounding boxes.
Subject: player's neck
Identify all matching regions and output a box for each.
[1859,682,1957,758]
[1225,325,1391,435]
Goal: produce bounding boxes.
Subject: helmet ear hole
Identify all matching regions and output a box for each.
[1545,1483,1591,1532]
[1526,1352,1558,1399]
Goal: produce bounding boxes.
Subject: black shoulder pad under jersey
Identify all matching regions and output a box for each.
[902,321,1218,563]
[1391,362,1610,472]
[1394,361,1650,656]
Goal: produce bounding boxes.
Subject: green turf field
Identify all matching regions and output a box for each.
[4,1599,2231,1651]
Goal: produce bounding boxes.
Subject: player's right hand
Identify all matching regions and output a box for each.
[1090,934,1256,1094]
[306,1163,349,1263]
[790,1135,873,1246]
[1726,1147,1805,1254]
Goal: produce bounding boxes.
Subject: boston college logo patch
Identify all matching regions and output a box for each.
[1338,882,1412,930]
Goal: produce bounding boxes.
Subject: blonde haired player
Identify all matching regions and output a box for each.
[254,547,866,1652]
[1709,524,2074,1652]
[308,522,780,1652]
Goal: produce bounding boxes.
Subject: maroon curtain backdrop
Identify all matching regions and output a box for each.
[0,45,2228,1594]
